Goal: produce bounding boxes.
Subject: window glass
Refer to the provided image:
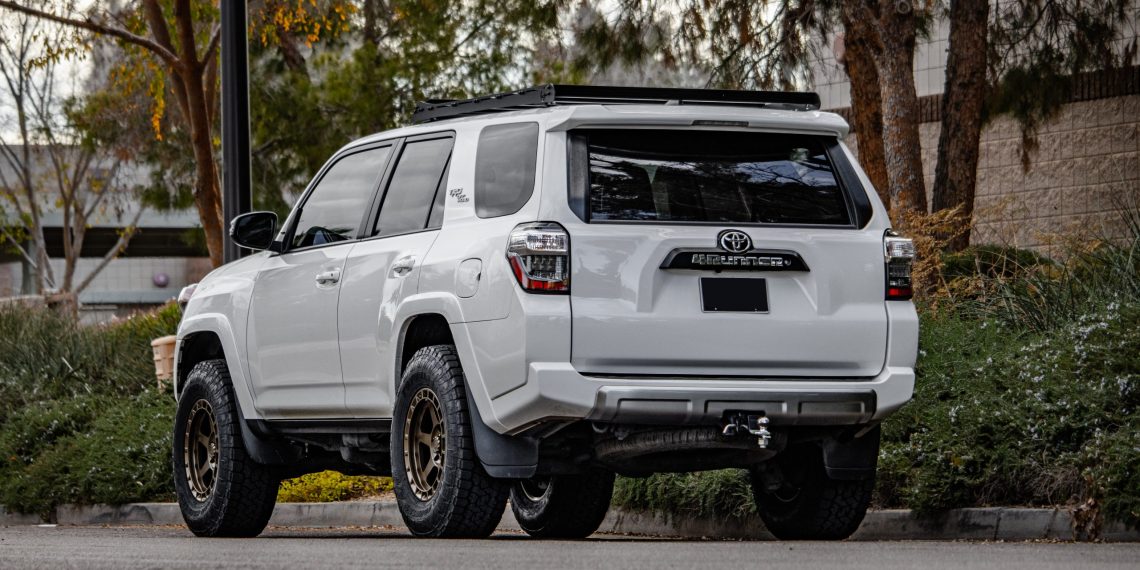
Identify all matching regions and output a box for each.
[426,160,450,229]
[587,130,851,225]
[292,146,390,249]
[475,123,539,218]
[374,137,453,236]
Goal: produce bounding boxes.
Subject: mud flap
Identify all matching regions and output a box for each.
[822,425,881,480]
[463,384,539,478]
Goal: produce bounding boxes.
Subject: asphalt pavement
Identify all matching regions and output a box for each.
[2,525,1139,570]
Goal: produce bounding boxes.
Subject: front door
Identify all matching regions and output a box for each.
[246,144,393,418]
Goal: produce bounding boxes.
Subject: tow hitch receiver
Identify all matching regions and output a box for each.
[722,413,772,449]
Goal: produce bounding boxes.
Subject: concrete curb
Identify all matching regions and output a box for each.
[4,502,1137,541]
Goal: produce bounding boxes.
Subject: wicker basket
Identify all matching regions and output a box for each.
[151,335,177,390]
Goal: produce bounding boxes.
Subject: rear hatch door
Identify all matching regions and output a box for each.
[568,128,886,378]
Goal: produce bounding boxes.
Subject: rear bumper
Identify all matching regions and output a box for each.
[585,382,877,426]
[466,296,919,434]
[488,364,915,433]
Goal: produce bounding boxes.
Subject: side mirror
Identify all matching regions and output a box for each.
[229,211,278,251]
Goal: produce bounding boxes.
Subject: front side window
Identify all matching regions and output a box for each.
[292,146,391,248]
[373,137,454,237]
[586,130,851,226]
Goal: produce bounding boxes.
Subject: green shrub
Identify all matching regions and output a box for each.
[277,471,392,503]
[612,469,755,521]
[0,391,174,517]
[0,304,180,516]
[0,303,181,424]
[878,304,1139,521]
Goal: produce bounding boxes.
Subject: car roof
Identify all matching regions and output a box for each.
[340,104,850,154]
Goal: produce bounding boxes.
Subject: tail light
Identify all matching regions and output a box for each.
[884,231,915,300]
[507,222,570,293]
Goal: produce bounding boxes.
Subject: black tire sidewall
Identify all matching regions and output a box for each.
[509,470,615,538]
[391,346,493,535]
[173,364,240,532]
[172,360,278,537]
[751,443,873,540]
[390,362,445,527]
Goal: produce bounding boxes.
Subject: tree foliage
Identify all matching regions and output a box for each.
[249,0,566,213]
[985,0,1136,167]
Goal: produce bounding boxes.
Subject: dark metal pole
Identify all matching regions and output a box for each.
[221,0,252,264]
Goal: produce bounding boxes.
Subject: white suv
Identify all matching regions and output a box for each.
[172,85,918,541]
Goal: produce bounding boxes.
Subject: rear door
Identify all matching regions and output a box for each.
[338,133,454,417]
[568,128,887,378]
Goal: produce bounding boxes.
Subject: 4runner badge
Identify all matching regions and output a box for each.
[448,188,469,203]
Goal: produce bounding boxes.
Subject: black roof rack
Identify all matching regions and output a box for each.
[411,84,821,124]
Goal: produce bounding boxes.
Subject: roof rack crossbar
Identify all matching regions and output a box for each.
[411,84,820,124]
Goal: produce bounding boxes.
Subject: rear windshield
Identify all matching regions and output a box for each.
[585,130,852,226]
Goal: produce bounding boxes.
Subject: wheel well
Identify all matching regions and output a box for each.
[399,314,454,376]
[177,332,224,395]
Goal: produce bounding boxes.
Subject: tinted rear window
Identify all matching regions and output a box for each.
[586,130,851,225]
[475,123,539,218]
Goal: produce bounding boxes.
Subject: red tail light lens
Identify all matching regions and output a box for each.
[884,232,915,300]
[507,222,570,293]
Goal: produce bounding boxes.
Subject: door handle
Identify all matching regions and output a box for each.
[391,255,416,277]
[315,268,341,285]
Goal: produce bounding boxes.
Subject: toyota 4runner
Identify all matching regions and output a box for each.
[172,84,918,540]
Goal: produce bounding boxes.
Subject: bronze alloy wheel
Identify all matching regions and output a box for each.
[183,399,219,502]
[403,387,446,501]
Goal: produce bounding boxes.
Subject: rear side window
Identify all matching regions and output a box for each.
[374,137,453,237]
[475,123,539,218]
[586,130,851,226]
[292,146,391,249]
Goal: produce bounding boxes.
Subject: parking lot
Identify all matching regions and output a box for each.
[2,525,1139,570]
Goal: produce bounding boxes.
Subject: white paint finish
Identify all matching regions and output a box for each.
[455,258,481,298]
[488,361,915,436]
[416,123,546,324]
[174,252,269,419]
[337,230,440,417]
[246,245,352,418]
[565,222,889,378]
[465,291,572,402]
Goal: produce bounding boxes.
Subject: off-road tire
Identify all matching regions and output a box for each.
[391,345,509,537]
[510,469,615,539]
[173,359,279,537]
[749,443,873,540]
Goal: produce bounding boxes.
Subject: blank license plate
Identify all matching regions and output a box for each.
[700,278,769,312]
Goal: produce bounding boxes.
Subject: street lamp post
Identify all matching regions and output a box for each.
[220,0,252,264]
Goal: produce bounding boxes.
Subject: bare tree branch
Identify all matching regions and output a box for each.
[0,0,182,69]
[0,225,36,268]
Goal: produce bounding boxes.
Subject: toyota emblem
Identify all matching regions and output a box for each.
[717,230,752,253]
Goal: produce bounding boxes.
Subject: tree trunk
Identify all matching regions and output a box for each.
[840,12,890,211]
[181,66,225,267]
[843,1,928,217]
[932,0,989,251]
[875,4,927,215]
